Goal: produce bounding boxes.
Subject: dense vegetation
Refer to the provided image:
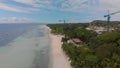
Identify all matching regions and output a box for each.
[47,22,120,68]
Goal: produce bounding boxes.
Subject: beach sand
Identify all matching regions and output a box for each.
[50,34,71,68]
[45,26,72,68]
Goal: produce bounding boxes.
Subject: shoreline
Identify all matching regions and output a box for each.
[45,25,71,68]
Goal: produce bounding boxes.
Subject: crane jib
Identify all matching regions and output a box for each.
[104,11,120,17]
[104,15,110,17]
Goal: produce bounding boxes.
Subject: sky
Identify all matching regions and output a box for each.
[0,0,120,23]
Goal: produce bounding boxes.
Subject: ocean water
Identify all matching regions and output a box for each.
[0,23,50,68]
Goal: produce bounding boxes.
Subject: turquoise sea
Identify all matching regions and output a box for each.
[0,23,50,68]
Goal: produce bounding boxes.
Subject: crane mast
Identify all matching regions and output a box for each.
[104,10,120,32]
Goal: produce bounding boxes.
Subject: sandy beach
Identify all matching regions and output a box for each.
[46,26,71,68]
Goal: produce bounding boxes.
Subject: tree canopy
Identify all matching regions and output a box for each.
[47,23,120,68]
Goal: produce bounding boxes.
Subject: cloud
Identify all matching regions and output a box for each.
[0,3,24,13]
[59,0,120,20]
[99,0,120,12]
[60,0,99,12]
[0,0,49,13]
[0,17,40,23]
[0,0,100,13]
[95,0,120,21]
[14,0,40,7]
[0,2,40,13]
[14,0,51,8]
[0,0,120,21]
[0,0,120,14]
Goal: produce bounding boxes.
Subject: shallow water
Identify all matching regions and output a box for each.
[0,25,50,68]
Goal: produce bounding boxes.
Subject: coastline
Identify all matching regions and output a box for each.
[45,25,72,68]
